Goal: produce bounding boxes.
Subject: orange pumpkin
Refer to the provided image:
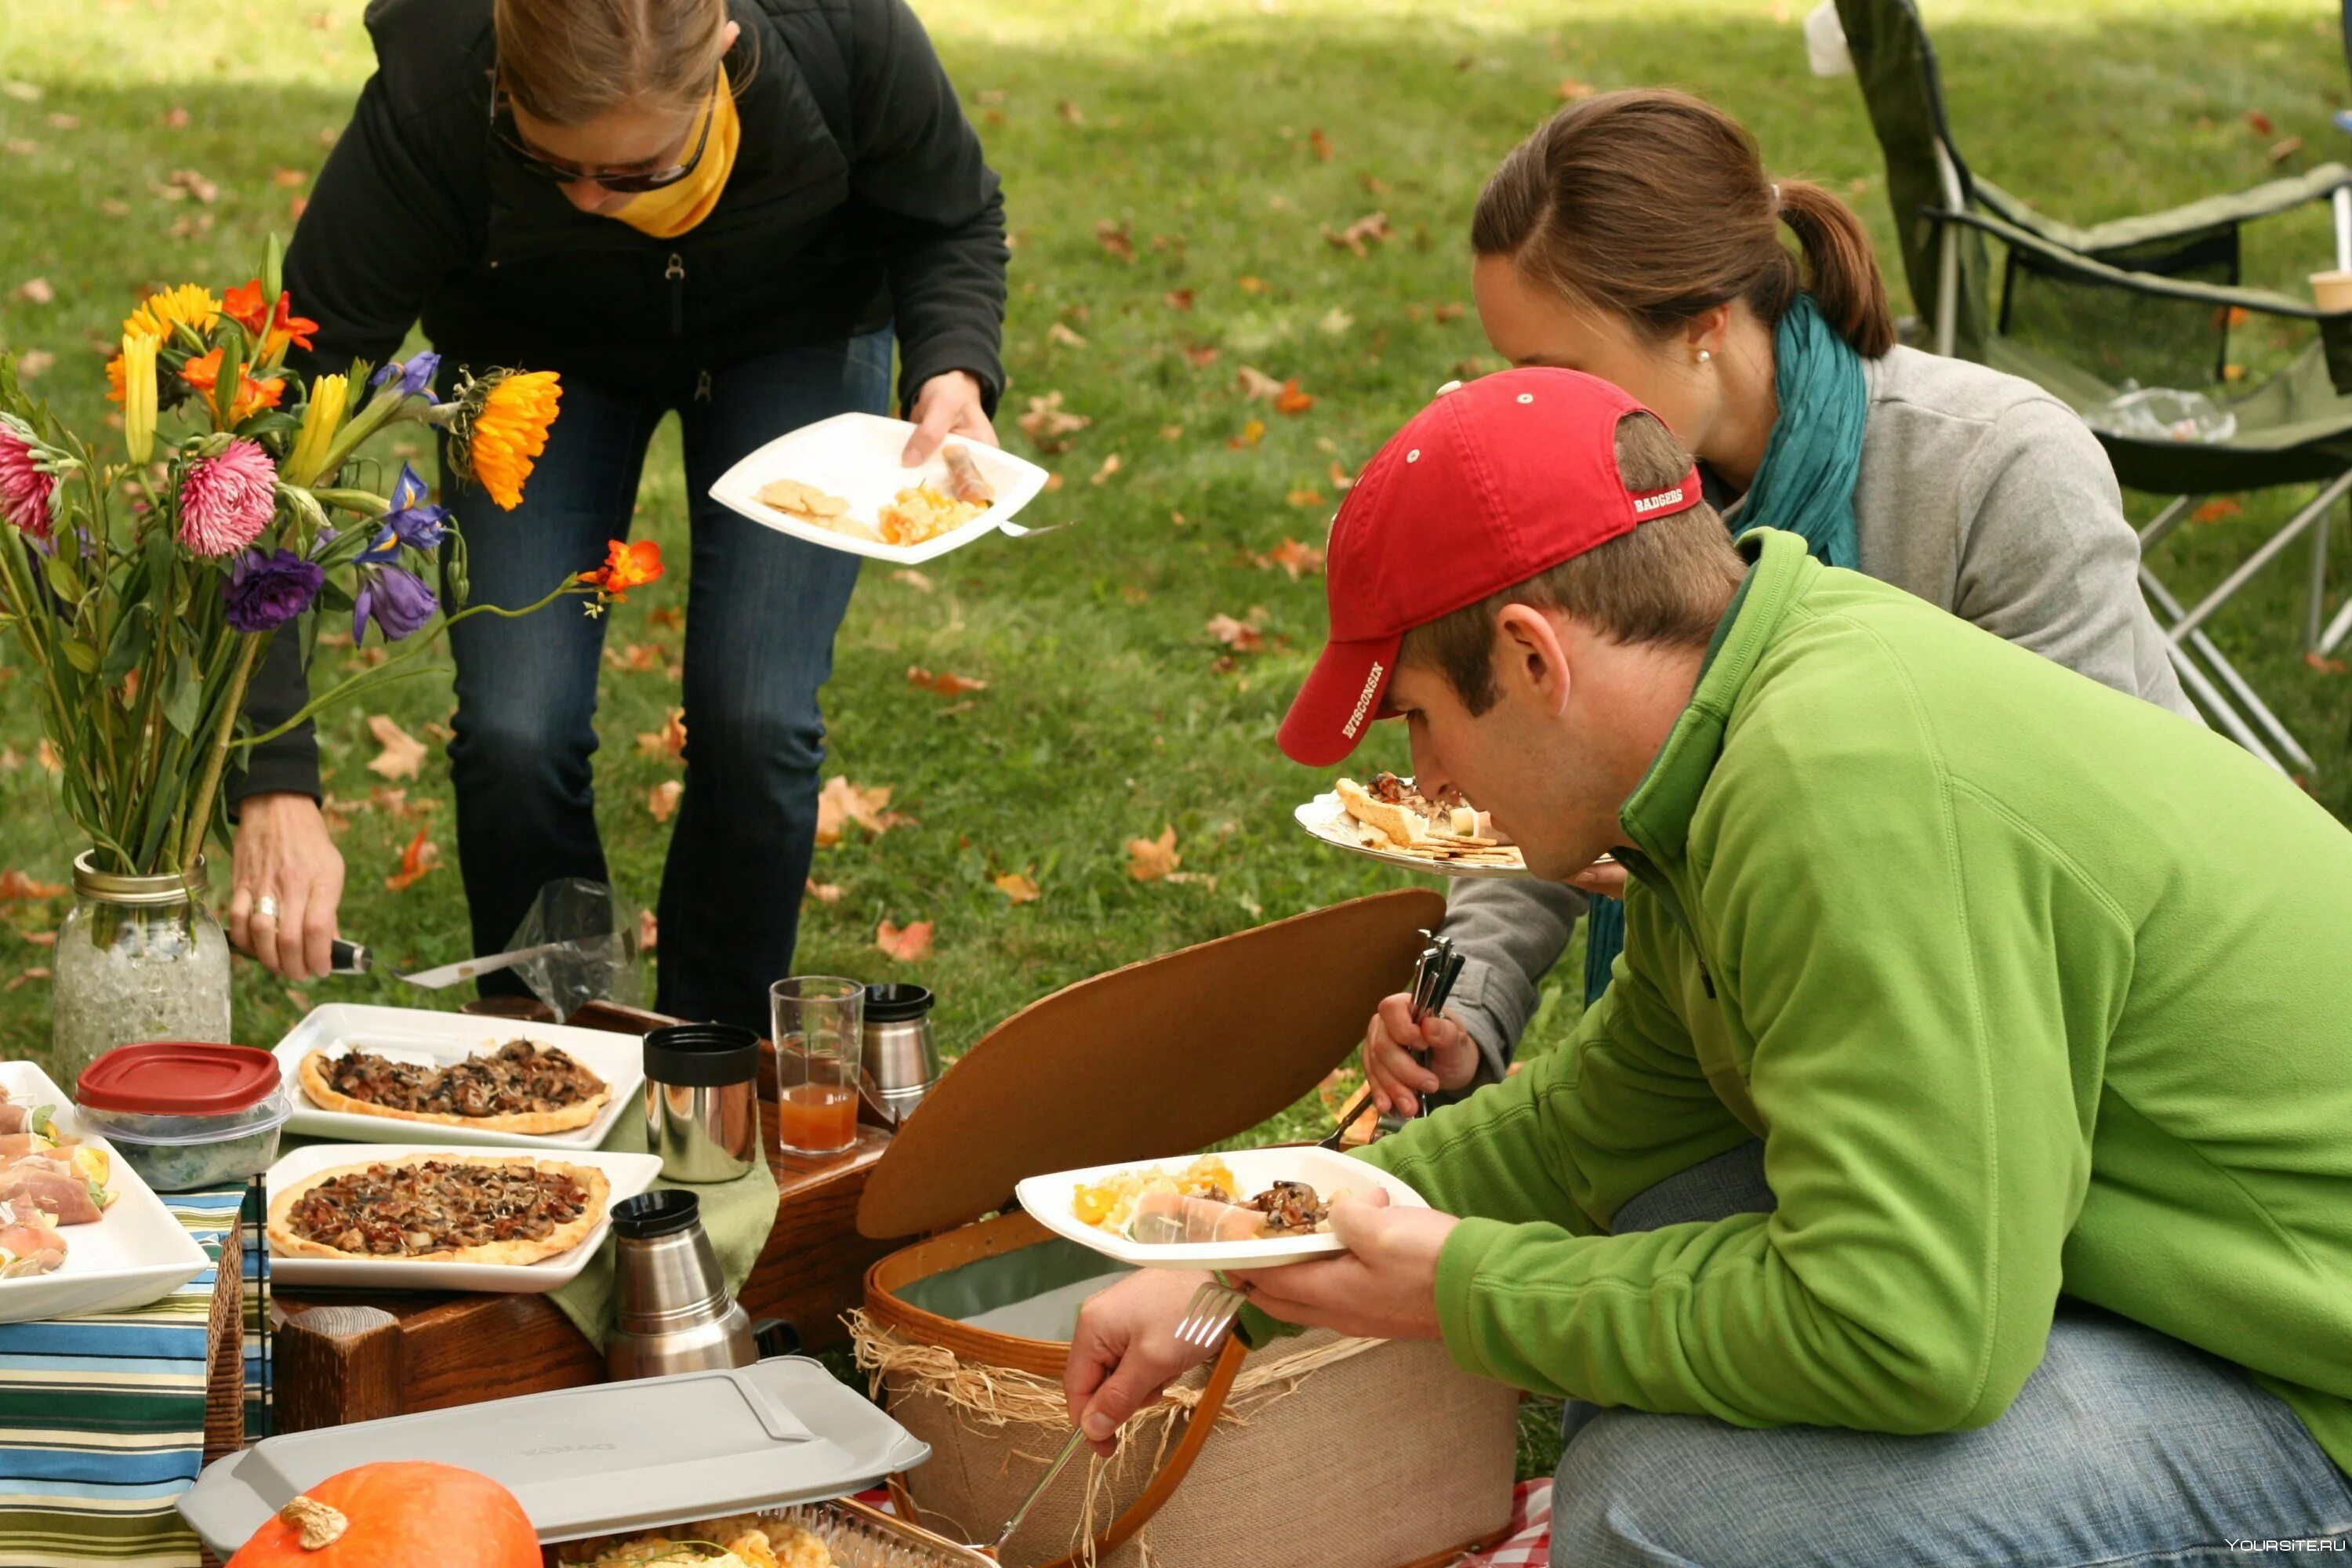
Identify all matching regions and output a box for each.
[226,1461,539,1568]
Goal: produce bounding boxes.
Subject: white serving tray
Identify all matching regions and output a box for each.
[706,412,1053,564]
[1293,791,1534,880]
[272,1004,644,1150]
[1014,1145,1428,1272]
[262,1142,662,1293]
[0,1061,211,1323]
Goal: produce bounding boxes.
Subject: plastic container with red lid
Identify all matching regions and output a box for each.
[75,1043,291,1192]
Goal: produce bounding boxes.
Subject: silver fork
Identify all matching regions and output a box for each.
[1174,1273,1247,1350]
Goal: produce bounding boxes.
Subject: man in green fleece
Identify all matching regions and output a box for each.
[1064,368,2352,1564]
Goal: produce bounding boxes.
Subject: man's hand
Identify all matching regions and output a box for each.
[1363,993,1479,1116]
[1065,1268,1222,1457]
[1229,1190,1454,1340]
[229,793,345,982]
[900,371,997,466]
[1568,858,1629,898]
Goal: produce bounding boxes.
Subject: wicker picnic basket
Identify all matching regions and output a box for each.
[851,890,1520,1568]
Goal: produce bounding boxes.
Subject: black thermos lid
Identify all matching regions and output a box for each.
[610,1189,701,1240]
[862,983,935,1024]
[641,1022,760,1087]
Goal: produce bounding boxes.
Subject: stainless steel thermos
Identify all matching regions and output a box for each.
[643,1022,760,1182]
[862,983,938,1123]
[603,1190,796,1381]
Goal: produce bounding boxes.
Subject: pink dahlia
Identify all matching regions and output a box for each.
[0,422,54,542]
[178,437,277,557]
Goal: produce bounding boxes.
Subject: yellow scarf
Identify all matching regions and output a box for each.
[614,65,739,238]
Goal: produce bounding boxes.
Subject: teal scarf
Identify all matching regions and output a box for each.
[1739,292,1867,568]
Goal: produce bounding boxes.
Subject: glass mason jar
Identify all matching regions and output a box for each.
[50,853,233,1086]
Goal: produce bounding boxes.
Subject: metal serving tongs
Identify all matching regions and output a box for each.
[1319,930,1466,1148]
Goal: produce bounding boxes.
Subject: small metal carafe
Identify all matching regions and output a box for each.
[642,1022,760,1182]
[604,1191,759,1381]
[862,982,938,1123]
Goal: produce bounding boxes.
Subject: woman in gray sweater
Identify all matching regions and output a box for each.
[1362,89,2196,1112]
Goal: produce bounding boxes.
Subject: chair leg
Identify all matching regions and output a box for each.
[2307,489,2332,653]
[2324,588,2352,657]
[2138,495,2202,554]
[2169,471,2352,644]
[2140,566,2316,771]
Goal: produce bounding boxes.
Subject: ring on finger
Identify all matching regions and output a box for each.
[254,894,280,922]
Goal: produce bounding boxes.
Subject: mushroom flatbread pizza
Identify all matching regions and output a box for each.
[267,1152,609,1267]
[1332,772,1525,867]
[298,1038,612,1135]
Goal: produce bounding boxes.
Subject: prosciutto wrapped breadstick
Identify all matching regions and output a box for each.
[0,1159,104,1225]
[941,442,994,507]
[1125,1189,1271,1245]
[0,1200,66,1277]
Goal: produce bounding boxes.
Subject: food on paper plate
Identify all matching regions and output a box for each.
[757,476,851,521]
[876,484,985,546]
[564,1513,833,1568]
[1073,1156,1341,1243]
[267,1153,608,1265]
[298,1038,611,1134]
[941,441,996,506]
[1333,773,1522,866]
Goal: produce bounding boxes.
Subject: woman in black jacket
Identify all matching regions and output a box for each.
[229,0,1007,1033]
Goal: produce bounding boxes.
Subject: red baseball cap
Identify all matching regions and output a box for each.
[1277,368,1704,767]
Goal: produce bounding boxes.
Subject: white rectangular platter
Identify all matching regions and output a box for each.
[263,1142,663,1293]
[273,1004,644,1150]
[1014,1145,1428,1272]
[0,1061,211,1323]
[706,411,1052,564]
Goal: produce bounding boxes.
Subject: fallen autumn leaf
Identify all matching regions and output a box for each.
[1126,826,1182,881]
[0,869,68,900]
[876,919,935,963]
[993,870,1042,904]
[365,715,426,780]
[907,666,989,696]
[648,779,683,823]
[384,829,440,892]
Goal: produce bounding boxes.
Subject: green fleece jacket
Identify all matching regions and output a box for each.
[1269,528,2352,1469]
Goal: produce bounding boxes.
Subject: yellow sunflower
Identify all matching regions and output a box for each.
[124,283,221,344]
[447,368,561,510]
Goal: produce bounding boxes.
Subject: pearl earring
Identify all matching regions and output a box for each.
[1697,349,1712,364]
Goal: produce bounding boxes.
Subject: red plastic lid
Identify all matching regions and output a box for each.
[76,1043,281,1115]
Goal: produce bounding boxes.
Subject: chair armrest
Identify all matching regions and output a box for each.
[1929,203,2338,318]
[1974,164,2352,257]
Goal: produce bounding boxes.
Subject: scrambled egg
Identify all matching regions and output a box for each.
[1072,1155,1237,1232]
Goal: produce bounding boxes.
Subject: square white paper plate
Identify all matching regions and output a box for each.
[1014,1145,1427,1272]
[0,1060,212,1323]
[1293,791,1534,880]
[706,412,1052,564]
[272,1004,644,1151]
[263,1142,663,1292]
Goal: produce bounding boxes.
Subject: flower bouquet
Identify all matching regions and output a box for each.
[0,238,659,1069]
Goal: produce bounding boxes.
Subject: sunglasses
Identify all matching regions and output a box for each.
[491,69,718,194]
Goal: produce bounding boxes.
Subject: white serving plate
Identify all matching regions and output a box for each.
[263,1143,663,1293]
[272,1004,644,1151]
[1014,1145,1428,1272]
[0,1061,211,1323]
[1294,791,1535,880]
[706,412,1054,564]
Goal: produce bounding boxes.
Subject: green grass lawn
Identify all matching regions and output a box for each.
[5,0,2350,1494]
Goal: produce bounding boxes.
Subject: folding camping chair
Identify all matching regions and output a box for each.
[1831,0,2352,769]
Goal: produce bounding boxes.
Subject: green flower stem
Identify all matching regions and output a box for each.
[234,579,590,751]
[177,630,263,874]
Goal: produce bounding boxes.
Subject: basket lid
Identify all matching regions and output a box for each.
[855,887,1445,1240]
[176,1358,931,1555]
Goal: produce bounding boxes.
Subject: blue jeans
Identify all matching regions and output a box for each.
[1553,1142,2352,1566]
[437,332,889,1033]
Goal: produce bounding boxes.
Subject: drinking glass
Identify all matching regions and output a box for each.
[771,976,865,1157]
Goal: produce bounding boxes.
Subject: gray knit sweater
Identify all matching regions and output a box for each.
[1440,346,2198,1075]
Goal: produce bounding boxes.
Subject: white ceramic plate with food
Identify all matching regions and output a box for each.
[272,1004,644,1150]
[707,412,1054,564]
[1294,792,1537,880]
[0,1061,212,1323]
[1014,1146,1428,1272]
[262,1143,664,1292]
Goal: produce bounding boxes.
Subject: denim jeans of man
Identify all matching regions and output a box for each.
[437,332,889,1033]
[1551,1141,2352,1566]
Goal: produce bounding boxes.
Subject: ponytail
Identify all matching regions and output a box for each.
[1472,89,1896,360]
[1774,179,1896,357]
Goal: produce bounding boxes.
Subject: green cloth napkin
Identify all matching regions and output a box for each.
[548,1115,778,1349]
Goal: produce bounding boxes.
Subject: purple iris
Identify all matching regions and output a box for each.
[369,351,442,400]
[361,462,448,560]
[353,562,437,644]
[223,548,325,633]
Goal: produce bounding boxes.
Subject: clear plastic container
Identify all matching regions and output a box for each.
[74,1043,291,1192]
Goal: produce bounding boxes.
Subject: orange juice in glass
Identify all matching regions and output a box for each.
[771,976,865,1157]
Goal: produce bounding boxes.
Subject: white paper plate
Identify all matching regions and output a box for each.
[0,1061,212,1323]
[263,1143,664,1292]
[1014,1146,1428,1272]
[273,1005,644,1151]
[1293,791,1536,880]
[706,412,1054,564]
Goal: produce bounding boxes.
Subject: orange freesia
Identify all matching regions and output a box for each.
[463,369,561,510]
[580,539,665,608]
[222,280,267,336]
[221,280,318,361]
[180,347,286,423]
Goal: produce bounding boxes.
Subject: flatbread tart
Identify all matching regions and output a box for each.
[1332,773,1524,867]
[299,1037,610,1135]
[267,1152,609,1267]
